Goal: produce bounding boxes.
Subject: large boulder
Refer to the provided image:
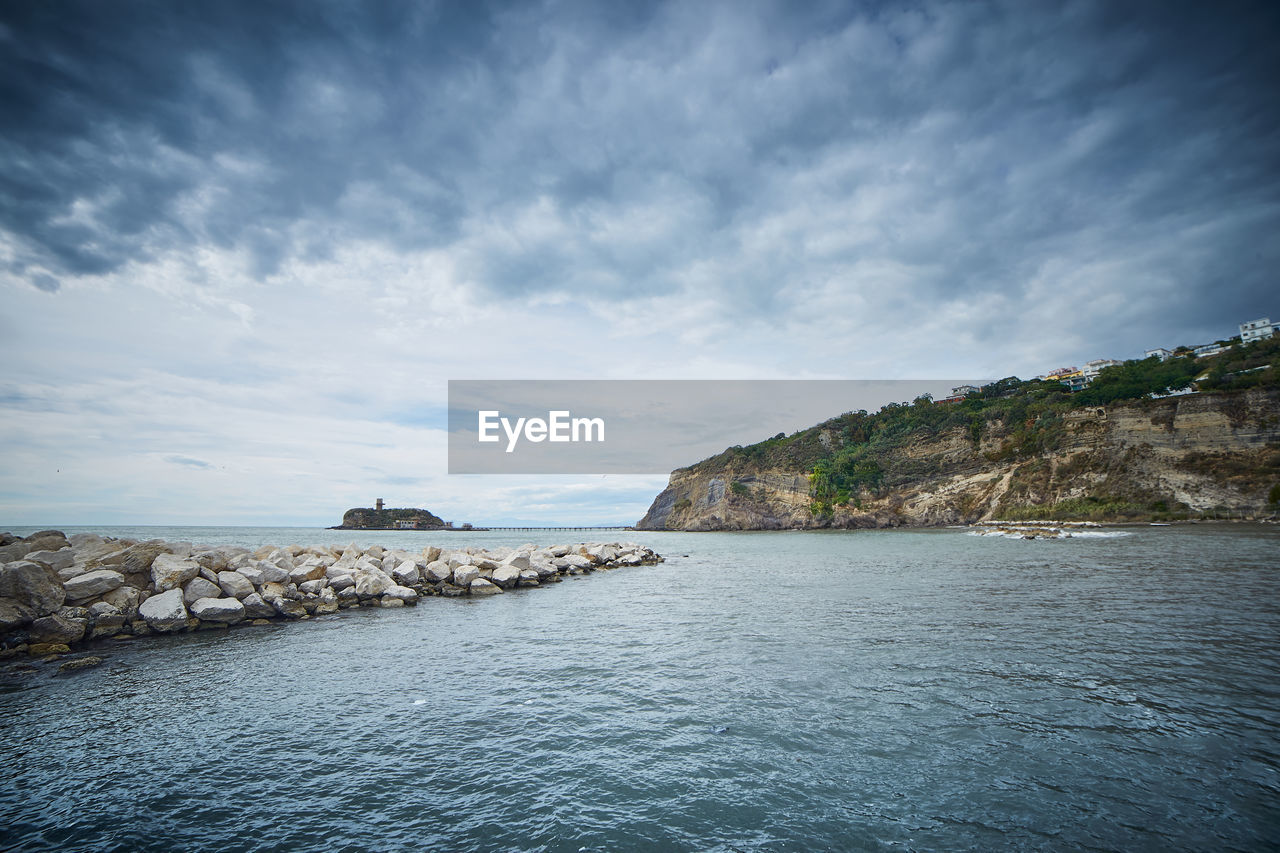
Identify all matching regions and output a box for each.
[0,541,34,563]
[272,597,306,619]
[87,601,126,639]
[101,587,143,621]
[236,564,265,586]
[190,597,246,624]
[183,576,223,605]
[289,562,327,584]
[330,544,361,573]
[354,569,394,599]
[28,613,87,645]
[26,548,76,572]
[217,571,255,600]
[423,560,452,583]
[469,578,502,595]
[501,554,531,572]
[0,598,35,632]
[241,593,276,619]
[63,569,125,603]
[0,560,65,617]
[452,565,480,587]
[151,554,201,591]
[383,585,418,603]
[251,560,288,584]
[138,588,188,633]
[23,533,69,553]
[491,565,521,590]
[121,540,169,574]
[390,560,421,586]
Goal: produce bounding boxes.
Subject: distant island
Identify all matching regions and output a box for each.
[331,500,479,531]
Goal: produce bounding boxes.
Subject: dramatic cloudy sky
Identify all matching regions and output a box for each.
[2,0,1277,526]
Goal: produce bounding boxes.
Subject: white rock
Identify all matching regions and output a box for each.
[217,571,255,600]
[242,593,276,619]
[423,561,452,583]
[298,578,328,595]
[190,597,246,624]
[384,584,418,603]
[63,569,125,602]
[26,548,76,572]
[501,554,531,571]
[272,597,306,618]
[251,561,287,584]
[469,578,502,595]
[491,565,521,589]
[183,576,223,605]
[151,554,201,591]
[330,543,361,573]
[452,565,480,587]
[391,560,421,586]
[237,564,266,586]
[354,555,382,573]
[289,563,326,584]
[138,588,188,632]
[518,569,540,585]
[329,574,355,591]
[268,549,296,570]
[354,569,394,599]
[102,586,143,620]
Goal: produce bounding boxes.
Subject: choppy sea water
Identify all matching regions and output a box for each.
[2,524,1278,851]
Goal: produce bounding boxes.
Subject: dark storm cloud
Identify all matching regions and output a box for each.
[2,0,1278,338]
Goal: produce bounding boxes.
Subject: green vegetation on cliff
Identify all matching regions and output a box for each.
[678,334,1280,522]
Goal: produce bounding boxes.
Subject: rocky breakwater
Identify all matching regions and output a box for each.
[0,530,662,666]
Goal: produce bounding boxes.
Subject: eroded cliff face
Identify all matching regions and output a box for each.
[636,388,1280,530]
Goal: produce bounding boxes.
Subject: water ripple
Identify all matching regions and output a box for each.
[2,525,1279,850]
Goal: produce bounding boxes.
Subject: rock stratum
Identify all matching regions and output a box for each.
[638,387,1280,530]
[0,531,661,662]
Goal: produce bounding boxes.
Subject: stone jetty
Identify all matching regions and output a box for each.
[0,530,662,660]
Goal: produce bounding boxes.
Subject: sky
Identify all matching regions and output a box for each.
[1,0,1278,526]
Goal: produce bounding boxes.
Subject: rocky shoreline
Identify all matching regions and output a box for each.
[0,530,662,672]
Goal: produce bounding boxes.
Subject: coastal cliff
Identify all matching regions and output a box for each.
[638,387,1280,530]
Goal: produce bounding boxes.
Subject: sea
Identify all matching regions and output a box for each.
[1,523,1278,851]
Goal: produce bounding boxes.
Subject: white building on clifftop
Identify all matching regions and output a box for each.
[1240,317,1275,343]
